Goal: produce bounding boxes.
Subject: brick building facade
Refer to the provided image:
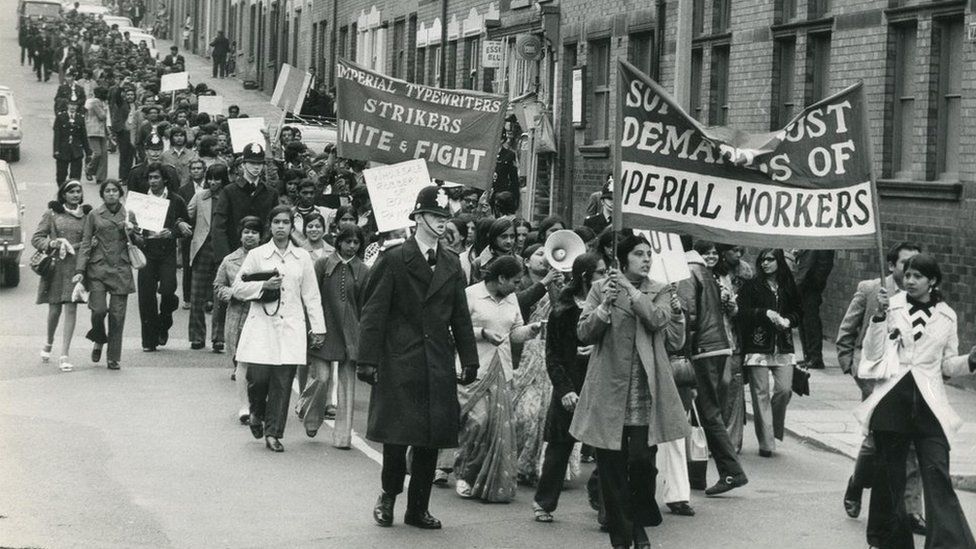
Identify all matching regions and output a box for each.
[157,0,975,348]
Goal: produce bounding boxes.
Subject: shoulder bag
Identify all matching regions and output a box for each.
[241,269,282,315]
[121,206,147,270]
[30,214,58,277]
[686,401,709,463]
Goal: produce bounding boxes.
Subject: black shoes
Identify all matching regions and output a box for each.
[705,473,749,496]
[158,332,169,347]
[909,513,927,536]
[373,492,396,527]
[404,510,442,529]
[142,346,156,353]
[91,345,102,363]
[667,501,696,516]
[190,341,205,350]
[759,449,773,458]
[265,436,284,452]
[306,427,318,438]
[212,342,225,353]
[107,361,120,370]
[249,418,264,439]
[844,476,863,518]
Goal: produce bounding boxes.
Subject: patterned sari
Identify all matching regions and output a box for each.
[454,349,518,503]
[512,294,552,485]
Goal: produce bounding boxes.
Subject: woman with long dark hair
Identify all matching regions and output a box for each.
[232,205,326,452]
[33,180,91,372]
[469,217,516,284]
[571,232,686,549]
[736,248,801,457]
[858,254,976,548]
[532,252,606,522]
[73,179,138,370]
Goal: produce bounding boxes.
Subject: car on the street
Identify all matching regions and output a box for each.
[284,114,337,155]
[0,160,24,288]
[101,14,133,28]
[124,31,159,59]
[0,86,23,162]
[17,0,62,26]
[75,4,111,16]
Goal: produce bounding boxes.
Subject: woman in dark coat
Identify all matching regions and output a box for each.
[73,179,138,371]
[533,253,606,522]
[737,248,802,457]
[298,224,369,448]
[32,180,91,372]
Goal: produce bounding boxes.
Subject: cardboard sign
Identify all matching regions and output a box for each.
[482,40,503,69]
[125,191,169,233]
[616,60,878,250]
[197,95,224,116]
[270,63,313,114]
[336,58,507,189]
[227,117,266,153]
[363,159,432,233]
[634,230,692,283]
[160,71,189,93]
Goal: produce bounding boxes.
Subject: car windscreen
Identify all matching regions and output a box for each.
[0,96,8,116]
[24,2,61,17]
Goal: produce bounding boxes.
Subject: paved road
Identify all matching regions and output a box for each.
[2,2,975,546]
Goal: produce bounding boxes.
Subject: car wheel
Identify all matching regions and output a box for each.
[9,146,19,162]
[1,261,19,287]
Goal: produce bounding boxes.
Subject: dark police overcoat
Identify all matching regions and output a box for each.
[358,238,479,448]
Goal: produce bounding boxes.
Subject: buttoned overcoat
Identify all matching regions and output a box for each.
[357,238,479,448]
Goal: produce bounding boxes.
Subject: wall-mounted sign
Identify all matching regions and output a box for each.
[572,67,584,128]
[516,34,543,61]
[482,39,503,68]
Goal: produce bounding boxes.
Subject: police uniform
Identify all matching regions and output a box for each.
[53,103,91,185]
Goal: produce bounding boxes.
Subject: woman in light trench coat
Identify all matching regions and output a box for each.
[233,205,326,453]
[855,253,976,549]
[570,233,688,549]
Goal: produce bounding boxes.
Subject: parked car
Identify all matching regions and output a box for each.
[124,31,159,58]
[101,15,133,29]
[0,160,24,288]
[0,86,22,162]
[75,4,111,16]
[284,114,337,155]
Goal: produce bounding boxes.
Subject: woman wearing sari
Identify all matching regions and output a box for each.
[454,256,542,502]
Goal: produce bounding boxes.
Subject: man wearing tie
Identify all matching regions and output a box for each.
[53,99,91,186]
[357,185,480,530]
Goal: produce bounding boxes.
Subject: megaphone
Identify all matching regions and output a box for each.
[544,230,586,273]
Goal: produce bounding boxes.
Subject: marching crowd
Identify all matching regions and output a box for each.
[19,4,976,549]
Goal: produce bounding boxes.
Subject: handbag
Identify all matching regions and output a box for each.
[669,356,697,388]
[241,269,282,315]
[791,364,811,396]
[120,207,146,270]
[30,217,59,276]
[686,401,709,462]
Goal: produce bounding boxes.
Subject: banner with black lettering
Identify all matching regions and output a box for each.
[336,58,507,189]
[615,60,878,249]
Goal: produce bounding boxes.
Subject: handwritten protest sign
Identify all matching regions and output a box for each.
[271,64,313,114]
[125,191,169,233]
[197,95,224,116]
[336,58,507,189]
[227,117,266,153]
[363,159,432,233]
[634,230,692,283]
[615,61,877,250]
[160,71,188,93]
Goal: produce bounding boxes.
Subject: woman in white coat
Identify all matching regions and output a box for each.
[233,205,326,453]
[856,253,976,549]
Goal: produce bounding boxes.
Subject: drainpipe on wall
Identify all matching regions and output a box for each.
[329,0,337,87]
[439,0,447,88]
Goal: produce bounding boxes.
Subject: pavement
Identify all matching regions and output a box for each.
[2,4,976,546]
[764,341,976,492]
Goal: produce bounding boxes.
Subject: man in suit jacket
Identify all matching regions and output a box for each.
[357,186,480,530]
[136,162,191,352]
[836,241,925,539]
[793,249,835,369]
[53,100,91,185]
[162,46,185,68]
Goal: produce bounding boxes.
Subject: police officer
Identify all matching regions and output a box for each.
[126,135,181,195]
[53,99,91,186]
[357,185,480,530]
[584,179,614,235]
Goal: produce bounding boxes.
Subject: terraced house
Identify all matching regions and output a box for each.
[154,0,975,345]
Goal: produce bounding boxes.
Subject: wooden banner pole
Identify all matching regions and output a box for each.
[857,83,888,284]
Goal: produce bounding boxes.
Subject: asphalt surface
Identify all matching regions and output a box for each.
[2,2,976,546]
